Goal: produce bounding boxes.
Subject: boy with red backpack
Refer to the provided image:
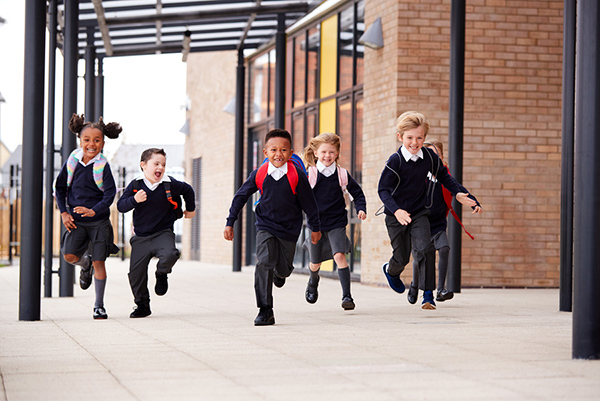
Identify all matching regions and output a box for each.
[224,129,321,326]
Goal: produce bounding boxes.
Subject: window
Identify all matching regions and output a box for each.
[293,34,306,107]
[307,26,320,104]
[338,6,354,92]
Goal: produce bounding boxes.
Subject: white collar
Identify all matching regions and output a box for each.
[317,160,336,177]
[267,161,288,181]
[76,149,102,167]
[400,146,423,162]
[137,174,171,191]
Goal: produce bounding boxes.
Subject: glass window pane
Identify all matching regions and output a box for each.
[307,26,320,103]
[306,108,318,139]
[354,95,363,182]
[292,112,305,154]
[252,53,269,123]
[337,99,352,169]
[338,6,354,92]
[294,35,306,107]
[356,1,365,86]
[269,49,276,117]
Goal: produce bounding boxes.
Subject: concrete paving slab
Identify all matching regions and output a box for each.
[0,258,599,401]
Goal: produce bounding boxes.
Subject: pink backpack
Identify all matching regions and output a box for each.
[307,165,354,202]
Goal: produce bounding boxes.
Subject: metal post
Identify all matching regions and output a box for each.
[274,13,286,129]
[44,0,58,298]
[85,27,96,122]
[121,167,126,261]
[233,49,245,272]
[19,0,46,321]
[573,0,600,360]
[559,0,576,313]
[59,0,79,297]
[446,0,466,293]
[8,165,14,266]
[95,57,104,119]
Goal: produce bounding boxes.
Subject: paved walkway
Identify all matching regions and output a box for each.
[0,258,598,401]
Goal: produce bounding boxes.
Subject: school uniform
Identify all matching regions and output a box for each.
[226,161,320,310]
[303,161,366,264]
[117,175,195,304]
[54,150,117,261]
[378,146,478,291]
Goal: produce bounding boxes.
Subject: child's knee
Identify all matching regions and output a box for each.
[438,246,450,258]
[63,254,78,264]
[161,248,181,265]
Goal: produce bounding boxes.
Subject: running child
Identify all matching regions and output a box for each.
[54,113,122,320]
[302,132,366,310]
[224,128,321,326]
[117,148,196,318]
[378,111,482,310]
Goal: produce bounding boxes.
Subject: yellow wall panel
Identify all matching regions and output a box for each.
[320,15,338,98]
[319,98,336,135]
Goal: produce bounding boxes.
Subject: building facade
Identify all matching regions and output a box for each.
[185,0,564,288]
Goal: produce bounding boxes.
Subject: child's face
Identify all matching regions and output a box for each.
[316,143,339,167]
[398,126,426,155]
[426,144,444,161]
[140,153,166,184]
[263,137,292,168]
[79,127,105,162]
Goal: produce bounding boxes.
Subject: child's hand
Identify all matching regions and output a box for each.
[72,206,95,217]
[224,226,234,241]
[311,231,321,244]
[456,192,477,208]
[184,210,196,219]
[61,212,76,232]
[394,209,411,225]
[472,205,483,214]
[134,189,147,203]
[357,210,367,220]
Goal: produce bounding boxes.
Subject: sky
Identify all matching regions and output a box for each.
[0,2,187,158]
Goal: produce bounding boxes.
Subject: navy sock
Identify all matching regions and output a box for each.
[338,267,351,298]
[309,268,320,281]
[94,277,106,308]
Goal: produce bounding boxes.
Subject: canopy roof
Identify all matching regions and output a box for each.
[57,0,317,57]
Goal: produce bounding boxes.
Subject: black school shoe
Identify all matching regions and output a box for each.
[436,288,454,302]
[130,301,152,318]
[341,296,355,310]
[407,283,418,305]
[93,306,108,320]
[273,275,286,288]
[305,276,319,304]
[155,273,168,296]
[254,307,275,326]
[78,255,93,290]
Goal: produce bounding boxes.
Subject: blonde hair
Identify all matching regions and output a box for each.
[302,132,341,167]
[396,111,429,137]
[424,138,447,166]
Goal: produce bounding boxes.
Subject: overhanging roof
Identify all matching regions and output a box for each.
[56,0,318,58]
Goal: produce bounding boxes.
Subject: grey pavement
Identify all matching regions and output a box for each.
[0,258,598,401]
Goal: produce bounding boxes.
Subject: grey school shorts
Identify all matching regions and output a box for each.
[303,226,352,264]
[431,230,449,250]
[60,219,115,262]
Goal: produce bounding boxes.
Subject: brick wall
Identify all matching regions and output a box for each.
[185,51,237,264]
[361,0,563,287]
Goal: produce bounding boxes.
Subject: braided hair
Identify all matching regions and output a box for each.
[68,113,122,139]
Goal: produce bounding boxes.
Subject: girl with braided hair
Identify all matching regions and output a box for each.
[54,113,122,319]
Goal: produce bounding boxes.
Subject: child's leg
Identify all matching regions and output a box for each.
[93,261,107,308]
[128,236,154,305]
[384,215,411,277]
[153,230,180,276]
[333,252,351,295]
[255,231,277,310]
[409,212,435,291]
[437,246,450,291]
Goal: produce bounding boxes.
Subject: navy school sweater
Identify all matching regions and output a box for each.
[226,165,321,242]
[311,169,366,231]
[54,161,116,222]
[378,147,479,217]
[117,176,196,237]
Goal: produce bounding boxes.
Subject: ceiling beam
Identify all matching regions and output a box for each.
[91,0,113,56]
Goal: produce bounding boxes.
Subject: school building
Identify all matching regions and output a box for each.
[182,0,563,289]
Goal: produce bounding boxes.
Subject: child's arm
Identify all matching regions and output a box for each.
[435,161,482,212]
[75,164,118,218]
[176,178,196,218]
[117,181,141,213]
[378,154,410,223]
[54,164,77,231]
[347,174,367,220]
[295,169,321,235]
[224,170,258,240]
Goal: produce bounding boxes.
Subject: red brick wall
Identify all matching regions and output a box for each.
[361,0,563,287]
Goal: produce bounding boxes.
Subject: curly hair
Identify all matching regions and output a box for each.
[302,132,341,168]
[68,113,122,139]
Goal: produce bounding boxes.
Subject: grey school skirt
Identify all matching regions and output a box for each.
[303,226,352,264]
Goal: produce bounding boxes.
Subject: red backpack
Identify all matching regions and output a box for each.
[255,160,300,195]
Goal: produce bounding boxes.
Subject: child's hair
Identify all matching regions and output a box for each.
[424,138,447,166]
[302,132,341,167]
[68,113,122,139]
[264,128,292,146]
[396,111,429,137]
[140,148,167,169]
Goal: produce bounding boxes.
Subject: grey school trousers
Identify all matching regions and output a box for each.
[128,229,180,304]
[255,230,296,309]
[385,209,435,291]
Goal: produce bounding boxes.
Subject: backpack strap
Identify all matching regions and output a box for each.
[255,163,269,195]
[337,166,353,202]
[286,160,299,194]
[66,149,107,191]
[163,181,179,210]
[442,185,474,240]
[307,166,318,188]
[255,161,299,195]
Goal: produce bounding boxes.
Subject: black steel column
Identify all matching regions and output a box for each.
[446,0,466,293]
[19,0,46,321]
[44,0,58,298]
[573,0,600,360]
[95,57,104,119]
[85,27,96,122]
[274,13,286,129]
[560,0,576,313]
[59,0,79,297]
[233,49,245,272]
